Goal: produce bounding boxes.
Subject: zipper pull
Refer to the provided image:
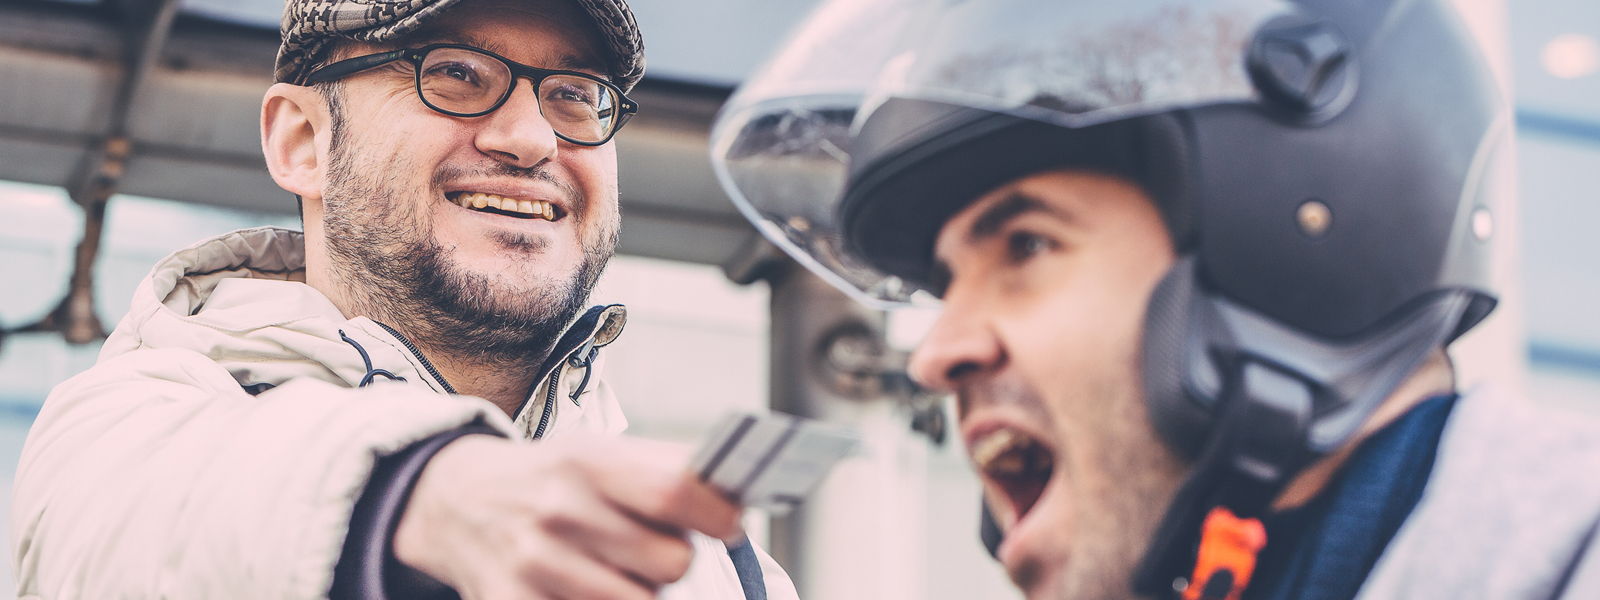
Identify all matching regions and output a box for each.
[568,345,600,405]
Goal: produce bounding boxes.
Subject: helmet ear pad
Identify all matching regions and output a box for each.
[1141,256,1223,460]
[840,99,1197,292]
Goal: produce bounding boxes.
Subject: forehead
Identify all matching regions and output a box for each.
[399,0,607,73]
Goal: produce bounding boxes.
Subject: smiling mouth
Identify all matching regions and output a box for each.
[449,192,562,221]
[970,428,1055,524]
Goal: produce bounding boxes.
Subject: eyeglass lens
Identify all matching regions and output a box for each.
[418,47,619,143]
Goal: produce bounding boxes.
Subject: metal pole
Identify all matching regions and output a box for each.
[764,260,886,583]
[16,0,181,344]
[758,259,933,600]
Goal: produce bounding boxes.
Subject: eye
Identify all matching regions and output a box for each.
[1005,230,1056,263]
[546,83,597,106]
[427,62,481,85]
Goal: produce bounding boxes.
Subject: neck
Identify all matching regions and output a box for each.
[403,337,541,418]
[303,226,543,418]
[1270,348,1455,511]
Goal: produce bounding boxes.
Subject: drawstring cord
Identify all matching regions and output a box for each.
[341,328,601,404]
[340,330,406,387]
[568,345,600,405]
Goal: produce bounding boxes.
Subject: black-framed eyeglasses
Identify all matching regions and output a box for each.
[303,43,638,147]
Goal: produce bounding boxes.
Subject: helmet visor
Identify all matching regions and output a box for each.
[712,0,1295,306]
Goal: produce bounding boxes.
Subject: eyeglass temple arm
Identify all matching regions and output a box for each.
[302,49,413,85]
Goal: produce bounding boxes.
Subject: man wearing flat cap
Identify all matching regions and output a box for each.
[9,1,795,599]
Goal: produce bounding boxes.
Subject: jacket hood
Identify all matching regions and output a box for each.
[101,227,411,392]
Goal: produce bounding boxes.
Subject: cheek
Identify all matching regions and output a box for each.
[571,146,618,204]
[565,146,619,236]
[998,270,1151,396]
[1004,226,1176,392]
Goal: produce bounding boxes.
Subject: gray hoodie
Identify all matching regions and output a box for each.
[1357,383,1600,599]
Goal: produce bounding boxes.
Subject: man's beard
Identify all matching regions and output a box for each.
[965,373,1184,600]
[318,129,617,368]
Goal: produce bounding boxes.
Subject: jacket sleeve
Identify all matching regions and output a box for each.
[9,347,514,600]
[331,424,505,600]
[1561,526,1600,599]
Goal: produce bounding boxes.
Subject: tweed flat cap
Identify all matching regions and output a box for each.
[275,0,645,91]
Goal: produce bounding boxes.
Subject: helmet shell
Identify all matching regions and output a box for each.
[841,0,1503,340]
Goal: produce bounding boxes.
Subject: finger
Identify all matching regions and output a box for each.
[579,440,745,540]
[519,536,657,600]
[663,475,746,540]
[542,498,697,586]
[600,473,744,541]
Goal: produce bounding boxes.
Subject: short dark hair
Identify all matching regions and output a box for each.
[291,49,348,227]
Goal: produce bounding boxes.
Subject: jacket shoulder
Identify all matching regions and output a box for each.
[1358,385,1600,599]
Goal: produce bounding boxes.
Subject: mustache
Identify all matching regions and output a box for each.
[956,376,1052,423]
[431,161,586,221]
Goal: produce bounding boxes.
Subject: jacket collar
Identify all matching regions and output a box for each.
[107,227,623,423]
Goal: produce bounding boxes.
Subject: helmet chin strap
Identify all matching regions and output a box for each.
[1132,257,1481,599]
[1132,356,1321,599]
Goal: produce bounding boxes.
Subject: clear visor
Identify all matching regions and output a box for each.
[712,0,1295,307]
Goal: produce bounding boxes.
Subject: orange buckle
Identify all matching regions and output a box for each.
[1183,506,1267,600]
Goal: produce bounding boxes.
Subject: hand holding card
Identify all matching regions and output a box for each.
[689,412,862,515]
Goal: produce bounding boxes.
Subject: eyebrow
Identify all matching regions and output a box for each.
[966,192,1073,242]
[552,54,608,74]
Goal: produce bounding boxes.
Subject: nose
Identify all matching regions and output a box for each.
[908,292,1006,392]
[474,79,561,169]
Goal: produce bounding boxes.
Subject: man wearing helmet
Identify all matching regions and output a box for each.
[713,0,1600,598]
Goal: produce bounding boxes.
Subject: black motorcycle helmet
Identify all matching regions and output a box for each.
[712,0,1506,596]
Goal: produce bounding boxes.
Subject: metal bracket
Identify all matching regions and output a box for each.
[720,234,791,286]
[11,0,181,345]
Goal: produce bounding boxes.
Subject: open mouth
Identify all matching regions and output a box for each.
[448,192,563,221]
[969,428,1055,525]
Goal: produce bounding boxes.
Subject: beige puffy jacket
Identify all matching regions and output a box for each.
[10,227,796,600]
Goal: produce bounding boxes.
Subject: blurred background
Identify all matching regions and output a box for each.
[0,0,1595,598]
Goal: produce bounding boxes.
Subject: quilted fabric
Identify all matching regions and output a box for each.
[274,0,645,91]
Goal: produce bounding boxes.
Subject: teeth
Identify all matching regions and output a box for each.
[970,429,1023,471]
[451,192,557,221]
[970,429,1051,478]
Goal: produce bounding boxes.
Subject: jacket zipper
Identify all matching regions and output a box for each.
[374,319,596,440]
[371,321,458,395]
[532,368,560,440]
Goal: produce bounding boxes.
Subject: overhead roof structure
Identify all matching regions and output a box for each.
[0,0,762,267]
[9,0,1593,309]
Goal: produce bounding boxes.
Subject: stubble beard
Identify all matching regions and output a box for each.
[980,370,1185,600]
[1056,376,1184,600]
[318,119,618,367]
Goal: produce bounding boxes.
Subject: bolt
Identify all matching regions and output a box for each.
[1297,200,1332,237]
[1472,207,1493,241]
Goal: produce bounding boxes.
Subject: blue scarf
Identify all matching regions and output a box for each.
[1243,394,1458,600]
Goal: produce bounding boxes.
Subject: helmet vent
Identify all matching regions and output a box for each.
[1248,16,1359,123]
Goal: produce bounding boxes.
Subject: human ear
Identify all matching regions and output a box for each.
[261,83,332,204]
